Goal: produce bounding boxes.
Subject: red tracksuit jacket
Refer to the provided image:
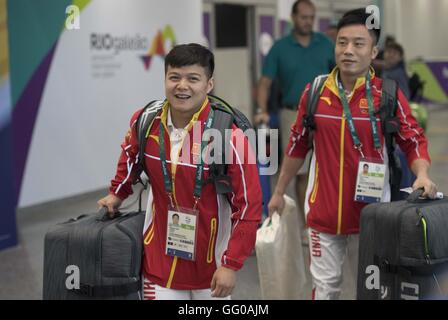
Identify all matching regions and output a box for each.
[109,98,262,289]
[286,67,430,235]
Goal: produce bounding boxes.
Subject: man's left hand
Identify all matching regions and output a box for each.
[210,266,236,298]
[413,175,437,199]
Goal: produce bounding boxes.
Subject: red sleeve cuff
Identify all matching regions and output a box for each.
[221,254,243,271]
[408,154,431,168]
[285,137,309,158]
[109,188,129,201]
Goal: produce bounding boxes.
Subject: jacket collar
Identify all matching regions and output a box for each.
[160,96,210,131]
[324,66,376,99]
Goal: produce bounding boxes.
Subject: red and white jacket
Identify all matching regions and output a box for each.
[109,98,262,290]
[287,67,430,235]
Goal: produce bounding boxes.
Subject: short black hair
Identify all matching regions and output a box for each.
[385,35,396,45]
[291,0,315,15]
[172,214,179,219]
[165,43,214,78]
[337,8,381,45]
[385,42,404,57]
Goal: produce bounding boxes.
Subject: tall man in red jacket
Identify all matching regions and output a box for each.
[268,9,437,299]
[98,44,262,300]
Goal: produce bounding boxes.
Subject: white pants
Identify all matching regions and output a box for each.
[142,276,231,300]
[308,228,359,300]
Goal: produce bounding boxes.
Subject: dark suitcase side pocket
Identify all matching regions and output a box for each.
[420,203,448,263]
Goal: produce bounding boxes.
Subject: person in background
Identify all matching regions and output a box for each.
[383,41,411,99]
[255,0,334,244]
[268,8,437,300]
[383,41,420,192]
[372,34,395,76]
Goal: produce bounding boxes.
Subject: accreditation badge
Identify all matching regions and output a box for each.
[354,158,386,203]
[165,206,198,261]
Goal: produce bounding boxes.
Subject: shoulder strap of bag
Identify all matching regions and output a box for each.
[380,78,402,201]
[135,96,250,195]
[207,94,255,194]
[302,75,328,149]
[208,94,253,132]
[207,95,236,194]
[135,100,164,179]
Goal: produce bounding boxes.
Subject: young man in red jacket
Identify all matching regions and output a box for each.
[98,43,262,300]
[268,9,437,299]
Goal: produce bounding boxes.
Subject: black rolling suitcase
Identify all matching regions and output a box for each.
[357,189,448,300]
[43,208,145,300]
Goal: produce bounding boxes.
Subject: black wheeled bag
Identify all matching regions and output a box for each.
[357,189,448,300]
[43,208,144,300]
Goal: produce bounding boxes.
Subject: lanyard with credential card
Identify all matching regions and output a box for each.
[337,75,382,159]
[338,76,387,203]
[159,108,214,210]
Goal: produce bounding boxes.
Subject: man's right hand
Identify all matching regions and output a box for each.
[97,194,123,217]
[267,193,285,217]
[254,111,270,126]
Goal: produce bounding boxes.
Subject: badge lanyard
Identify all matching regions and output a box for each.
[159,108,214,210]
[337,75,382,159]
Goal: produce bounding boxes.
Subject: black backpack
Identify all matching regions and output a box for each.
[134,95,253,195]
[302,76,403,201]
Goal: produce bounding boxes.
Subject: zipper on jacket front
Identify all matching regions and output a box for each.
[207,218,217,263]
[310,162,319,204]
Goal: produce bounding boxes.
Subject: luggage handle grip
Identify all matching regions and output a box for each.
[98,207,123,221]
[63,214,89,224]
[406,188,426,203]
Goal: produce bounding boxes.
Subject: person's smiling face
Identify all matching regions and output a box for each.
[165,64,214,116]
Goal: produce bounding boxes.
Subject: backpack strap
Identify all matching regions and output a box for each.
[302,75,328,149]
[135,95,250,195]
[209,94,253,133]
[380,78,402,201]
[208,95,235,194]
[207,94,255,194]
[135,100,164,179]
